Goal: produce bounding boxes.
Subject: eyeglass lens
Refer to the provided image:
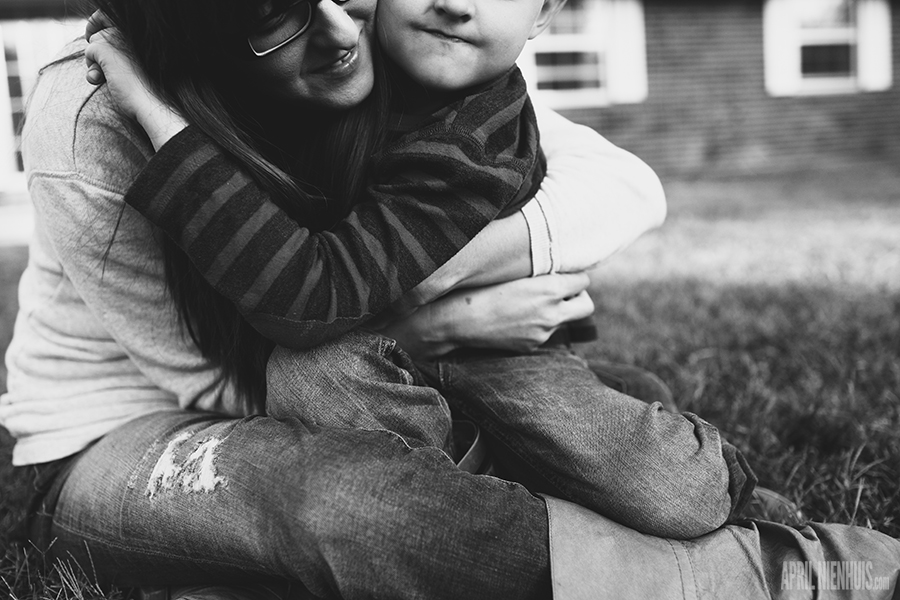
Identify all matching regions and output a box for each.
[248,1,314,54]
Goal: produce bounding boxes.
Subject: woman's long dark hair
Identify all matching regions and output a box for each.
[90,0,390,412]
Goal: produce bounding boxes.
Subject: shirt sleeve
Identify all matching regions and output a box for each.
[24,93,245,415]
[530,102,667,272]
[123,123,538,350]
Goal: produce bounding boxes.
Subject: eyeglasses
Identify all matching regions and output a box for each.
[247,0,322,57]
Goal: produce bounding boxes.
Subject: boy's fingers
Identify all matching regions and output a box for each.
[561,290,594,321]
[86,63,105,85]
[84,29,115,85]
[84,44,102,85]
[84,27,124,85]
[549,272,591,298]
[85,10,114,42]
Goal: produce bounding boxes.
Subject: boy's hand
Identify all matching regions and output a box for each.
[84,10,113,85]
[85,11,188,150]
[375,273,595,360]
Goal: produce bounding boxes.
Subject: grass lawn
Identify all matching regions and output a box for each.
[584,164,900,534]
[1,163,899,596]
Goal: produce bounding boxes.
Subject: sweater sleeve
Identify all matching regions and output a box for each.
[123,121,538,350]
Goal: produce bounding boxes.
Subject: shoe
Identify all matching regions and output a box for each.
[739,486,807,527]
[587,359,679,413]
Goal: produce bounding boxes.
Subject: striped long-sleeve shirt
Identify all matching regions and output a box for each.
[124,67,544,350]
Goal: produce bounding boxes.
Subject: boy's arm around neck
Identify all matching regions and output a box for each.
[408,103,667,302]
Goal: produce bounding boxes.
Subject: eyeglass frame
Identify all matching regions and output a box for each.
[246,0,324,58]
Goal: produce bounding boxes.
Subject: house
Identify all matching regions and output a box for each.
[1,0,897,191]
[520,0,899,175]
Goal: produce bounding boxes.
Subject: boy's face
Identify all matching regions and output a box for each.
[377,0,552,92]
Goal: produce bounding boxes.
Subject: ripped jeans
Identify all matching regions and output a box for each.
[36,410,551,598]
[31,401,900,599]
[266,330,755,539]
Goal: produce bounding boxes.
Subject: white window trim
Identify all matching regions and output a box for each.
[0,24,25,192]
[0,18,83,193]
[764,0,893,97]
[518,0,648,110]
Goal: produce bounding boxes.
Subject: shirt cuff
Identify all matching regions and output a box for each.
[521,193,558,276]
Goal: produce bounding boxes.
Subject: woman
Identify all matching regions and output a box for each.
[3,1,898,600]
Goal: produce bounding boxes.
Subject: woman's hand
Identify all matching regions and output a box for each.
[375,273,595,361]
[84,11,188,151]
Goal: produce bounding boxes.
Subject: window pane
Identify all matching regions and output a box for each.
[801,43,854,76]
[798,0,855,28]
[535,51,603,90]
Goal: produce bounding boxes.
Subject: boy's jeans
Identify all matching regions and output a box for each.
[267,330,755,539]
[30,410,900,600]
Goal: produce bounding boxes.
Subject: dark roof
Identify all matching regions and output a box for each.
[0,0,84,19]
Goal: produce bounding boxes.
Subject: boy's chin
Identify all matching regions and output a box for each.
[411,67,494,94]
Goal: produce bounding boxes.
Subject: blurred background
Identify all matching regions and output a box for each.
[1,0,899,594]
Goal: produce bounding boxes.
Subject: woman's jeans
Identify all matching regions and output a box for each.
[267,330,754,539]
[30,410,900,600]
[38,410,552,599]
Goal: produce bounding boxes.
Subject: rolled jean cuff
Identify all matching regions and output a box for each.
[545,495,900,600]
[545,496,703,600]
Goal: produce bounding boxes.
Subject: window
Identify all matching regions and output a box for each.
[518,0,648,109]
[0,18,82,192]
[764,0,893,96]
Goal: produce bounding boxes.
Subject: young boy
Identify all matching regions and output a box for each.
[89,0,756,539]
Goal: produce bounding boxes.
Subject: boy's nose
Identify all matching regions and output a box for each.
[307,0,360,48]
[433,0,474,21]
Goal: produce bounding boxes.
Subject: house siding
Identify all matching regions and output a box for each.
[563,0,900,175]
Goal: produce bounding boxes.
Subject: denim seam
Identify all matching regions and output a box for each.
[678,542,698,597]
[663,539,699,600]
[52,520,265,573]
[680,540,701,600]
[724,525,771,597]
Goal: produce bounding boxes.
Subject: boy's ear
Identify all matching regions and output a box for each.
[529,0,568,40]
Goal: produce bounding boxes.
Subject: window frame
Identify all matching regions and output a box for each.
[0,18,83,193]
[517,0,648,110]
[764,0,893,97]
